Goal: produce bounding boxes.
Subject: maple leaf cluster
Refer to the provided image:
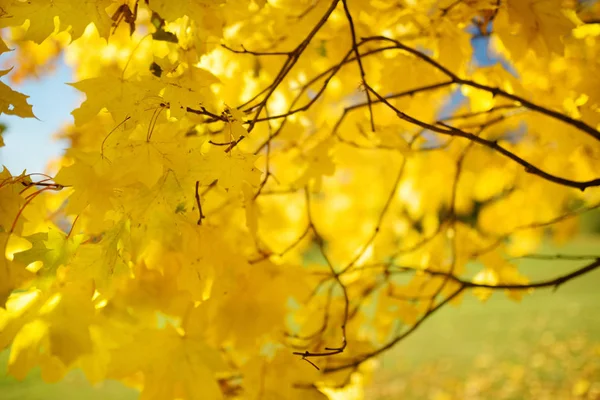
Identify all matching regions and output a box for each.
[1,0,600,399]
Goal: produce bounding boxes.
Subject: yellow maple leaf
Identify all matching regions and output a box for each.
[0,36,10,54]
[0,69,35,118]
[295,137,336,191]
[0,167,26,233]
[148,0,224,55]
[0,289,43,349]
[495,0,575,59]
[53,150,118,217]
[110,139,167,188]
[1,233,34,308]
[161,66,220,119]
[208,259,310,350]
[0,0,113,43]
[8,282,95,381]
[2,0,600,396]
[108,324,228,400]
[69,72,164,127]
[198,150,261,191]
[67,220,127,291]
[243,349,327,400]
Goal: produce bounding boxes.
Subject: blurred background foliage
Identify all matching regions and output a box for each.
[1,229,599,399]
[1,0,600,398]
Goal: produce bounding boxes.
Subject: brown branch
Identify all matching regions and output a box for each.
[189,15,600,375]
[341,0,375,132]
[362,35,600,142]
[286,282,335,344]
[324,285,465,373]
[250,35,428,154]
[101,116,131,158]
[440,0,463,16]
[331,81,454,144]
[193,179,218,225]
[249,37,425,154]
[512,253,600,261]
[336,131,429,277]
[186,106,228,122]
[429,258,600,291]
[249,224,312,264]
[438,104,520,122]
[324,256,600,373]
[221,43,291,56]
[456,78,600,142]
[195,181,204,225]
[252,43,398,153]
[10,187,52,234]
[427,133,476,312]
[227,0,340,154]
[471,201,600,258]
[19,180,64,190]
[292,187,349,363]
[364,84,600,191]
[209,140,235,146]
[254,108,275,199]
[250,43,401,124]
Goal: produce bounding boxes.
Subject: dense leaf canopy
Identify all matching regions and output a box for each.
[1,0,600,398]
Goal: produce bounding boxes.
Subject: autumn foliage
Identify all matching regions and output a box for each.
[1,0,600,398]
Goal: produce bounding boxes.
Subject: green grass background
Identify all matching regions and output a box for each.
[367,235,600,399]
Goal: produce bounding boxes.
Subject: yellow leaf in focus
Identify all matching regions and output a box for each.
[200,150,261,191]
[69,73,164,126]
[68,220,127,291]
[0,69,35,118]
[161,67,220,119]
[53,151,116,216]
[111,140,166,188]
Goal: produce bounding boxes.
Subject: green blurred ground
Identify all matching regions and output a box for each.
[367,235,600,399]
[0,353,137,400]
[1,236,599,400]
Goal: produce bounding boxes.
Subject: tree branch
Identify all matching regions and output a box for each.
[364,84,600,191]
